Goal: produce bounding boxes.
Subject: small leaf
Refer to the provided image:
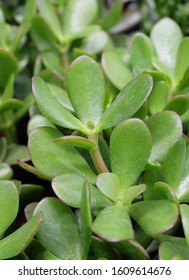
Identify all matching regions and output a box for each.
[66,55,105,126]
[130,32,156,73]
[0,49,18,88]
[92,204,134,242]
[34,197,81,259]
[96,173,121,201]
[63,0,98,36]
[150,17,183,76]
[143,165,163,200]
[1,74,14,101]
[52,172,111,210]
[17,160,48,180]
[180,204,189,248]
[148,81,169,115]
[102,51,133,90]
[97,74,153,131]
[92,236,119,260]
[42,53,64,77]
[153,182,178,202]
[0,99,23,113]
[174,38,189,84]
[146,111,183,164]
[159,238,189,260]
[0,181,19,235]
[100,0,122,31]
[54,135,97,151]
[32,76,88,133]
[163,138,186,193]
[0,163,13,180]
[28,127,96,180]
[177,145,189,202]
[0,212,42,260]
[80,181,92,259]
[129,200,179,237]
[110,119,151,187]
[4,145,29,165]
[122,184,146,206]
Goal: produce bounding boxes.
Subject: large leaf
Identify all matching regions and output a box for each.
[28,127,96,180]
[0,49,18,88]
[130,32,155,73]
[96,74,153,131]
[66,55,105,126]
[34,197,81,259]
[0,181,19,235]
[150,17,183,76]
[163,138,186,193]
[52,172,111,210]
[102,51,133,90]
[32,76,88,133]
[63,0,98,36]
[0,212,42,260]
[146,111,182,164]
[129,200,179,237]
[92,204,134,242]
[110,119,151,187]
[174,38,189,84]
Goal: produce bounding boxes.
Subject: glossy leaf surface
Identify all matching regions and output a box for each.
[159,238,189,260]
[148,81,169,115]
[177,145,189,201]
[165,96,189,123]
[180,204,189,247]
[54,136,97,151]
[96,173,121,201]
[174,38,189,84]
[110,119,151,187]
[34,197,81,259]
[0,163,13,180]
[153,182,177,202]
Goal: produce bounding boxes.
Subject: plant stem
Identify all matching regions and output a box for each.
[88,134,109,174]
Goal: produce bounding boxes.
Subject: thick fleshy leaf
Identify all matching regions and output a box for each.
[177,145,189,202]
[52,172,111,210]
[143,165,163,200]
[148,81,169,115]
[17,160,48,180]
[20,184,44,208]
[129,200,179,237]
[0,181,19,235]
[175,66,189,94]
[0,212,42,260]
[66,55,105,126]
[102,51,133,90]
[130,32,155,73]
[180,204,189,247]
[32,76,88,133]
[28,127,96,180]
[91,236,119,260]
[4,145,29,165]
[34,197,81,259]
[42,53,64,77]
[110,119,152,187]
[27,115,56,135]
[150,17,183,75]
[163,138,186,192]
[37,0,63,41]
[0,50,18,88]
[146,111,183,164]
[54,135,97,151]
[80,182,92,259]
[0,163,13,180]
[96,74,153,131]
[96,173,121,201]
[174,38,189,84]
[122,184,146,206]
[63,0,98,36]
[0,99,23,113]
[159,238,189,260]
[1,74,14,101]
[153,182,178,202]
[92,204,134,242]
[100,0,122,31]
[165,96,189,123]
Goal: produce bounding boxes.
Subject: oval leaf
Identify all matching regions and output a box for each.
[148,81,169,115]
[96,173,121,201]
[54,135,97,151]
[180,204,189,247]
[174,38,189,84]
[110,119,152,187]
[0,49,18,88]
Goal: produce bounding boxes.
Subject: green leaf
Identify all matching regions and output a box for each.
[52,172,111,210]
[34,197,81,259]
[27,114,56,135]
[37,0,63,42]
[97,74,153,131]
[153,182,178,202]
[150,17,183,76]
[163,138,186,193]
[146,111,183,164]
[0,163,13,180]
[20,184,44,208]
[0,137,7,162]
[180,204,189,247]
[32,76,88,133]
[80,181,92,259]
[110,119,152,187]
[28,127,96,180]
[42,53,64,77]
[174,38,189,84]
[148,81,169,115]
[102,51,133,90]
[165,96,189,123]
[63,0,98,36]
[0,49,18,88]
[96,173,121,201]
[66,55,105,126]
[100,0,122,31]
[0,212,42,260]
[159,238,189,260]
[0,181,19,235]
[92,236,119,260]
[129,200,179,237]
[175,66,189,93]
[143,165,163,200]
[92,204,134,242]
[54,135,97,151]
[130,32,156,73]
[1,74,14,101]
[122,184,146,206]
[177,145,189,202]
[17,160,48,180]
[0,99,23,113]
[4,145,29,165]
